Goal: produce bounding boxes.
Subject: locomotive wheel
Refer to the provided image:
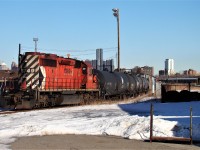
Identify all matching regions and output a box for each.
[40,102,44,108]
[34,103,39,108]
[83,94,90,104]
[48,97,56,107]
[55,96,63,106]
[81,93,93,105]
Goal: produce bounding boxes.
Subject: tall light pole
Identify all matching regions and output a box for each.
[33,38,38,52]
[112,8,120,72]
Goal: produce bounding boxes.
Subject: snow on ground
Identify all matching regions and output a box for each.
[0,97,200,149]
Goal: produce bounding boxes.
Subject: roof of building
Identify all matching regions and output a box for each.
[0,70,18,79]
[0,62,6,66]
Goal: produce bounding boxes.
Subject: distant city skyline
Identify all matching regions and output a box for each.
[0,0,199,74]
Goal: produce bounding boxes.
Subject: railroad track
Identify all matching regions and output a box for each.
[0,93,154,115]
[0,104,79,115]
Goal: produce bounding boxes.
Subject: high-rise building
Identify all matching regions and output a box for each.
[96,48,103,71]
[165,59,175,75]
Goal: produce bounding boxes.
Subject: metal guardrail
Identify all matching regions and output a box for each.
[150,103,193,144]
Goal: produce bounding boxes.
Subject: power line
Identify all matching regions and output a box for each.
[21,46,117,61]
[70,50,116,57]
[22,46,117,53]
[21,46,117,59]
[105,55,117,60]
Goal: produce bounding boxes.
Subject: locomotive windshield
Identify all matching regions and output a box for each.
[40,59,57,67]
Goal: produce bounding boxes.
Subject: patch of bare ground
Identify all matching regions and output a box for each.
[11,134,200,150]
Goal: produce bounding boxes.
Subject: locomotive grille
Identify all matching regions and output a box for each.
[18,54,39,90]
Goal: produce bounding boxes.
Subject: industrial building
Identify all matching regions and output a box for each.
[159,70,165,76]
[131,66,154,76]
[103,59,114,72]
[0,62,9,70]
[183,69,198,76]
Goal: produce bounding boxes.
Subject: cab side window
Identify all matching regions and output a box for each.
[82,67,87,74]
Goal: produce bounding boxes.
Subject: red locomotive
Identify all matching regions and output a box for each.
[0,45,99,109]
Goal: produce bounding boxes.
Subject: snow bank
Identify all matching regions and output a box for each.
[0,98,200,149]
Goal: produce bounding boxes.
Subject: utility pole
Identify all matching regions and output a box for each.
[112,8,120,72]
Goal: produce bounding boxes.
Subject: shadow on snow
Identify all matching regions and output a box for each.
[118,98,200,125]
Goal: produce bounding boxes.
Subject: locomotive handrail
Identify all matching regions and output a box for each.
[0,77,18,92]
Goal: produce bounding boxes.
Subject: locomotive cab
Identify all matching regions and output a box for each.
[84,62,98,90]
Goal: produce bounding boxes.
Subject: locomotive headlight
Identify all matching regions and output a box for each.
[4,90,9,94]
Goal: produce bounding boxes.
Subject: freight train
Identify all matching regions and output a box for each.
[0,47,149,109]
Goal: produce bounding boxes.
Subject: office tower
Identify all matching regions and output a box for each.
[165,59,175,75]
[96,48,103,71]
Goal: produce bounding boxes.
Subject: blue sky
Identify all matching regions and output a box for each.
[0,0,200,74]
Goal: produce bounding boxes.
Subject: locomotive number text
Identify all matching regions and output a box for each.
[64,68,72,75]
